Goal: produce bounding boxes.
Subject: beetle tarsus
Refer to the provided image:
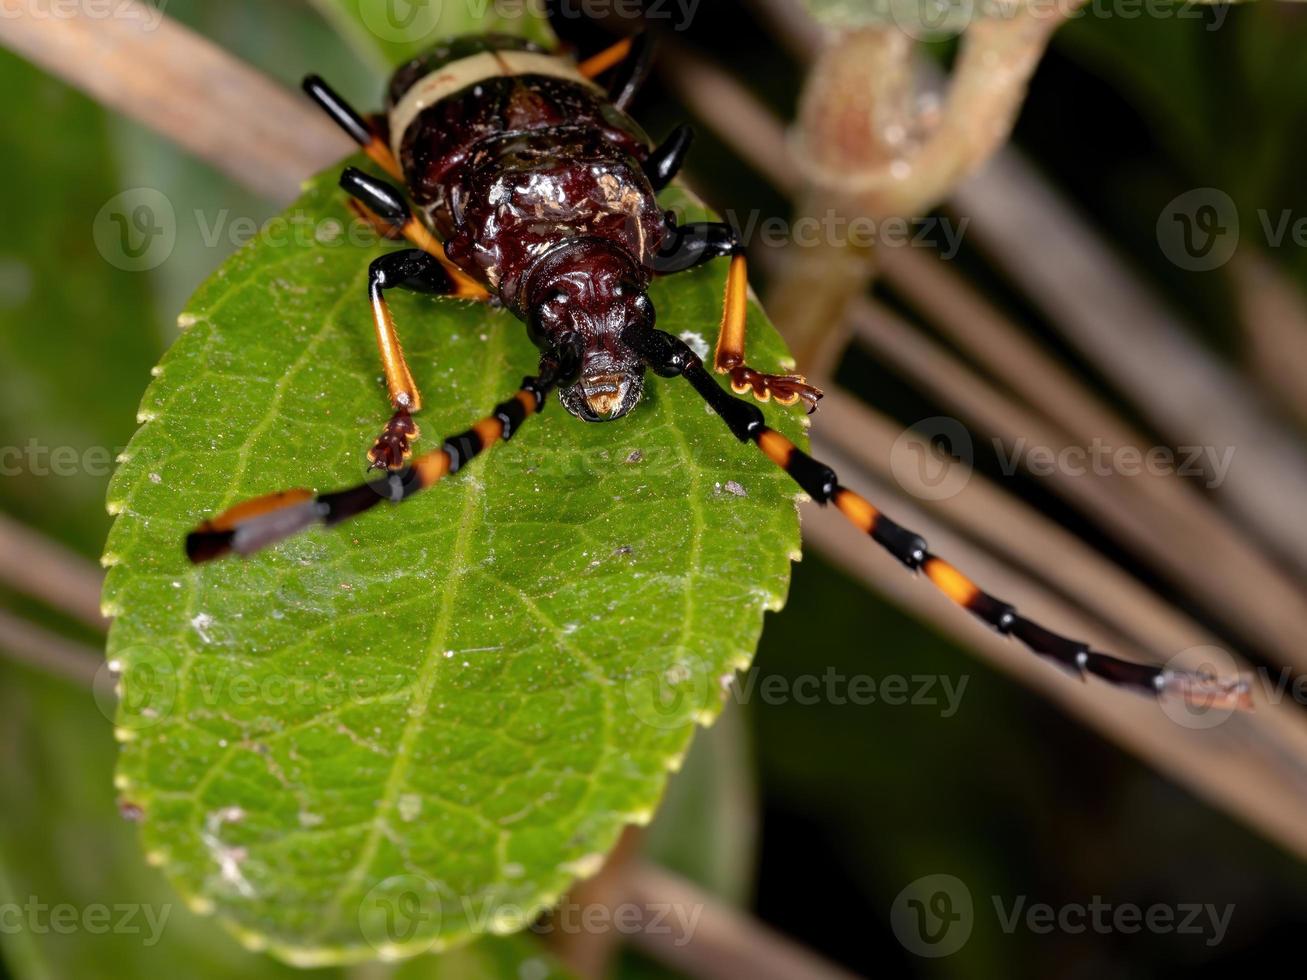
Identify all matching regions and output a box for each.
[368,409,418,472]
[725,366,823,413]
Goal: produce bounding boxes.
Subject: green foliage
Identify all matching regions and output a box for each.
[100,162,805,963]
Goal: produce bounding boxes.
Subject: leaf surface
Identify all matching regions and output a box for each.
[102,163,805,964]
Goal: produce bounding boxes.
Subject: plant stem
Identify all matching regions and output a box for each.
[0,513,106,632]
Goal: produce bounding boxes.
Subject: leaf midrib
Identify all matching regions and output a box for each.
[313,316,508,940]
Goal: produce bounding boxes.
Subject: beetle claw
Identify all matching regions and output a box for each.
[367,409,418,471]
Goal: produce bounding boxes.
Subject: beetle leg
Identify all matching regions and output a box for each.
[624,327,1253,711]
[305,80,491,299]
[364,249,466,471]
[185,345,582,563]
[651,223,822,412]
[340,168,489,302]
[714,251,822,413]
[303,74,402,179]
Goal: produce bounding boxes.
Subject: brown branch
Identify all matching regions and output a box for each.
[0,0,350,203]
[0,608,101,687]
[0,512,107,631]
[625,863,861,980]
[793,12,1070,219]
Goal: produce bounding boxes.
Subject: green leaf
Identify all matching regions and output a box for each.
[102,161,805,965]
[307,0,556,74]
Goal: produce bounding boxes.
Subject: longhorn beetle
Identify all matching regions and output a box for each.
[185,32,1248,710]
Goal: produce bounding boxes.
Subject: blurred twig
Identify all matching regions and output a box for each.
[625,863,860,980]
[0,608,101,687]
[545,826,644,979]
[1230,250,1307,428]
[0,0,348,202]
[955,150,1307,574]
[0,512,107,631]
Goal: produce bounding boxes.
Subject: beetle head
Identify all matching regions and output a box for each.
[526,241,654,422]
